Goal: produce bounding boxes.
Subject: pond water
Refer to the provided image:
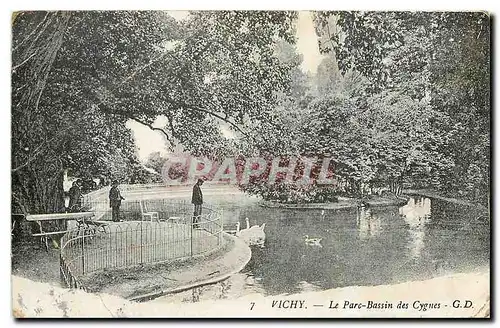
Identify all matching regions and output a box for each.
[150,195,490,304]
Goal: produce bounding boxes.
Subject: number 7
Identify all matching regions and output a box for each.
[250,302,255,310]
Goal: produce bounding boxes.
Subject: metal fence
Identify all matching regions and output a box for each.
[81,183,229,222]
[81,197,220,222]
[59,201,224,289]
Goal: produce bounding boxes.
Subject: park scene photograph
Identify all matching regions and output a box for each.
[11,10,490,318]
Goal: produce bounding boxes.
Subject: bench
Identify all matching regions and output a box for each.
[25,212,105,251]
[139,200,159,222]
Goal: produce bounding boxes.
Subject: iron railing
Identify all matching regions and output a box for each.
[59,201,224,289]
[80,183,232,220]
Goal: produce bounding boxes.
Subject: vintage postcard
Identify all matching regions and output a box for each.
[11,10,491,318]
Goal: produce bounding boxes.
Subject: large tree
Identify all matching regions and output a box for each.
[12,11,180,216]
[12,12,73,215]
[12,11,301,216]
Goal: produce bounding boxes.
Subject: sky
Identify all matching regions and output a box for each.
[128,11,324,162]
[295,11,324,73]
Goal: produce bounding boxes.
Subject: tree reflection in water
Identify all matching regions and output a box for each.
[148,195,488,304]
[399,197,432,260]
[357,206,383,240]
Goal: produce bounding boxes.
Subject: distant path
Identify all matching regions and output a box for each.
[121,184,244,200]
[404,189,489,212]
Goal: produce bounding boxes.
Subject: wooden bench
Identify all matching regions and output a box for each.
[139,200,159,222]
[25,212,106,251]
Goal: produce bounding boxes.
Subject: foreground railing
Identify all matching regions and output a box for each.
[59,203,224,290]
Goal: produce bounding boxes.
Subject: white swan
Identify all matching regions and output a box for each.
[235,222,252,243]
[237,218,266,247]
[304,235,322,247]
[235,222,243,237]
[245,217,266,232]
[245,217,257,230]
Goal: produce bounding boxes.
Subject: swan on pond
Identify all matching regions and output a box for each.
[245,217,266,231]
[304,235,322,247]
[236,218,266,247]
[235,222,243,237]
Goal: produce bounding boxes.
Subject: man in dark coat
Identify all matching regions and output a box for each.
[191,178,204,229]
[109,180,125,222]
[68,180,82,212]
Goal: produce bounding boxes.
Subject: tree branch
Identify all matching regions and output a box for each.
[128,116,175,149]
[160,94,250,138]
[12,51,37,70]
[11,127,70,173]
[12,12,50,52]
[189,104,250,137]
[120,51,168,86]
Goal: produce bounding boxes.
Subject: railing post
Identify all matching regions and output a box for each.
[59,252,64,287]
[140,221,143,264]
[219,208,223,245]
[190,216,193,257]
[80,231,85,275]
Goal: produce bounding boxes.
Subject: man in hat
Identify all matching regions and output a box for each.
[109,180,125,222]
[68,180,82,212]
[191,178,204,229]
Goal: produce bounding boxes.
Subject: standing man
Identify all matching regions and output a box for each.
[109,180,125,222]
[68,180,82,212]
[191,178,204,229]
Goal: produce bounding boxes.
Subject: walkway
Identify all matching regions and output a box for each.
[77,233,252,300]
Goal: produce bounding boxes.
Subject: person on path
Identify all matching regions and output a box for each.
[109,180,125,222]
[191,178,204,229]
[68,180,82,212]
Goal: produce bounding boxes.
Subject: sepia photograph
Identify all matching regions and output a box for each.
[10,9,491,318]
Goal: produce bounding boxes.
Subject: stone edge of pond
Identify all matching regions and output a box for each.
[128,232,252,303]
[258,197,408,210]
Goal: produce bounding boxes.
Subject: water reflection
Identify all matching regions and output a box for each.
[399,197,432,260]
[356,206,382,240]
[150,194,488,304]
[400,197,432,224]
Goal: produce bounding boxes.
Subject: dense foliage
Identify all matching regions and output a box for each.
[11,11,299,214]
[241,12,489,204]
[311,11,490,204]
[12,11,490,215]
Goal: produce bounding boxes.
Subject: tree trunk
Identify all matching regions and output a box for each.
[11,12,71,241]
[12,154,66,241]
